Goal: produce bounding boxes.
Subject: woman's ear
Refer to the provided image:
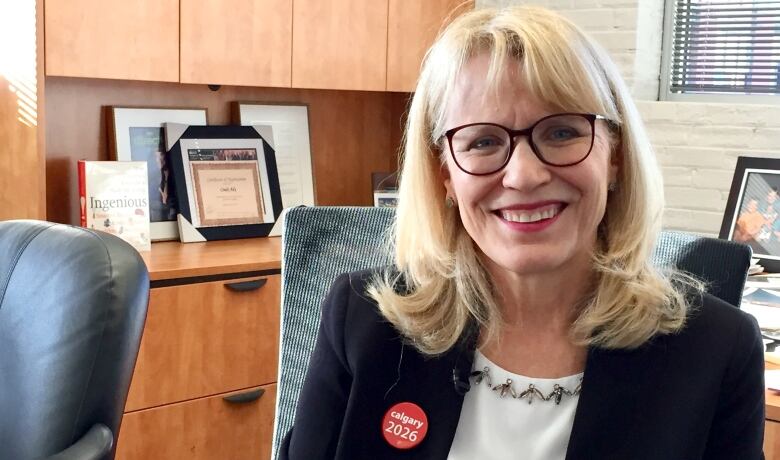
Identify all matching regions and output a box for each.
[440,160,455,200]
[608,138,622,185]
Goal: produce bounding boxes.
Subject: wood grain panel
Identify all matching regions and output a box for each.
[44,0,178,82]
[117,384,276,460]
[36,0,46,217]
[292,0,388,91]
[180,0,292,87]
[0,0,44,220]
[125,275,280,411]
[142,237,281,281]
[387,0,470,92]
[769,387,780,423]
[767,420,780,460]
[44,78,401,224]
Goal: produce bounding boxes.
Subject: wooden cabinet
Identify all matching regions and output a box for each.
[117,384,276,460]
[292,0,389,91]
[116,238,282,459]
[43,0,474,90]
[386,0,466,92]
[44,0,179,82]
[180,0,292,87]
[125,276,280,411]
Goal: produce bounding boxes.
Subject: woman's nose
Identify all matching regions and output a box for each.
[500,138,553,191]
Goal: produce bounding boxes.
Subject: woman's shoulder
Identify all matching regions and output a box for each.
[672,291,762,359]
[320,266,403,338]
[686,292,759,333]
[324,266,396,313]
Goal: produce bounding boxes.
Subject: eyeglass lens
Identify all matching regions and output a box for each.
[449,114,594,174]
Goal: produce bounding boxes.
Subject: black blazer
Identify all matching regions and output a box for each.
[280,270,765,459]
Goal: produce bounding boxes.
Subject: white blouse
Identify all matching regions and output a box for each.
[448,350,583,460]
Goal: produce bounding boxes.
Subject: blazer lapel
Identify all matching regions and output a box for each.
[565,339,669,459]
[377,326,478,459]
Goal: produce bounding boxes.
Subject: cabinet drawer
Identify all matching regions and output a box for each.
[117,384,276,460]
[126,275,280,411]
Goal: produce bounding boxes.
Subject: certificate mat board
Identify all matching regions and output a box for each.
[167,124,283,242]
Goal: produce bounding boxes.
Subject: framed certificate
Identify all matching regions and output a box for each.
[166,124,282,242]
[108,106,208,241]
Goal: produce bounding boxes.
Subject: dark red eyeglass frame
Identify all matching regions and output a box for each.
[442,112,608,176]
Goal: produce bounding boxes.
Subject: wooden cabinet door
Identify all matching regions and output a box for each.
[386,0,470,92]
[292,0,388,91]
[44,0,178,81]
[117,384,276,460]
[180,0,292,87]
[767,420,780,460]
[125,275,280,411]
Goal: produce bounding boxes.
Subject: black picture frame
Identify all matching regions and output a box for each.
[168,125,283,241]
[719,156,780,273]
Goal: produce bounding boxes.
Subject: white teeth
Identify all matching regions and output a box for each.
[500,206,561,223]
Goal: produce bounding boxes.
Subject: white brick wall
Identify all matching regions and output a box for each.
[640,101,780,236]
[476,0,640,92]
[475,0,779,236]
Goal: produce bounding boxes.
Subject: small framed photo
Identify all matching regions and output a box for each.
[720,156,780,273]
[108,106,208,241]
[166,124,282,242]
[373,191,398,208]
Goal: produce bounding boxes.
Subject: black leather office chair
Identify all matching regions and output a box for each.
[0,220,150,460]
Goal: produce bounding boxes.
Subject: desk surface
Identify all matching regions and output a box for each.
[140,237,282,281]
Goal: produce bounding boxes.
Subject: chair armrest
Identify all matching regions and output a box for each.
[47,424,113,460]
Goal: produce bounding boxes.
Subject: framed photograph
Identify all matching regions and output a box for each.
[166,124,282,242]
[720,156,780,273]
[373,191,399,208]
[232,102,315,209]
[108,106,208,241]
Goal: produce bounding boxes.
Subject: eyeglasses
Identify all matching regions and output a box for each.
[442,113,608,176]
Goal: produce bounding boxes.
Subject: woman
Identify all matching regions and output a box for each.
[280,6,764,459]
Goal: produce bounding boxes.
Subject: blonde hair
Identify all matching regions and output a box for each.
[368,6,701,355]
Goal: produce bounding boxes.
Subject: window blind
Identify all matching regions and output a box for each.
[669,0,780,95]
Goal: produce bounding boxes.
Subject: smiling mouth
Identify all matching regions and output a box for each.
[496,204,565,224]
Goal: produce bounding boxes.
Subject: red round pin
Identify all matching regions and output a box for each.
[381,402,428,449]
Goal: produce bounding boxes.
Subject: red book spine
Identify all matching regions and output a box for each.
[78,160,87,228]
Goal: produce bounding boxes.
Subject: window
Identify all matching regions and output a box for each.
[661,0,780,101]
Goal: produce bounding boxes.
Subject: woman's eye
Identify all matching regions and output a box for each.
[547,127,578,141]
[469,136,502,150]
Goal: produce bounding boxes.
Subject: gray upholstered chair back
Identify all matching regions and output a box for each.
[0,220,150,460]
[271,206,751,459]
[652,230,751,307]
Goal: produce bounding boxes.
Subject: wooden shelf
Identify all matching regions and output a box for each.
[141,237,282,281]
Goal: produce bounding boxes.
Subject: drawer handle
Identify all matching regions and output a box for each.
[224,278,267,292]
[223,388,265,404]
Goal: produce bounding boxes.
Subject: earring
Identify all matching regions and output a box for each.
[445,196,457,208]
[608,182,617,192]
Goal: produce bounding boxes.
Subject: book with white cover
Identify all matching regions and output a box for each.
[78,160,151,252]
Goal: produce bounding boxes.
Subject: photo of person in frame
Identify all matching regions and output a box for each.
[129,127,177,222]
[732,172,780,257]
